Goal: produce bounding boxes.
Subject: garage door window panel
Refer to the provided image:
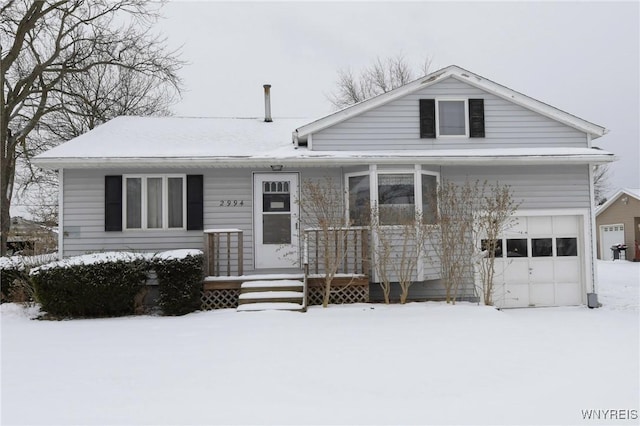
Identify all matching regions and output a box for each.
[507,239,528,257]
[557,238,578,257]
[532,238,553,257]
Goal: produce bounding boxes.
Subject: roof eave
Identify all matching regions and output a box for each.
[32,153,617,170]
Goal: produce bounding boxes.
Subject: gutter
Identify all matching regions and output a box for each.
[32,152,617,169]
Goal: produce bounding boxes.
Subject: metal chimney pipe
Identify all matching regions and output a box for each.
[263,84,272,122]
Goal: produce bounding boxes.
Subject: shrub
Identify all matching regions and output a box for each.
[1,254,56,303]
[30,252,150,318]
[154,250,203,316]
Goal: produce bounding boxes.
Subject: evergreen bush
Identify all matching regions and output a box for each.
[154,251,203,316]
[31,253,149,317]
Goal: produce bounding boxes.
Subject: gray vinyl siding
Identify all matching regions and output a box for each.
[311,77,588,150]
[62,167,344,274]
[442,164,591,209]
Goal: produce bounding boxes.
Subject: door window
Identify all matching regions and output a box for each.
[262,180,291,245]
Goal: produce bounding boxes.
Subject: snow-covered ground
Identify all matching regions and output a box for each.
[1,261,638,425]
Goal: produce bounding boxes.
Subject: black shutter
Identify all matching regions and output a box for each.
[105,175,122,232]
[469,99,485,138]
[186,175,204,230]
[419,99,436,138]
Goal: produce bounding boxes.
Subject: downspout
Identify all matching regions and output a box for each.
[58,168,64,259]
[586,144,600,308]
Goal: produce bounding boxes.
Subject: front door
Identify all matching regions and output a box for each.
[253,173,300,269]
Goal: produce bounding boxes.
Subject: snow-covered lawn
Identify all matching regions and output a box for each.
[1,261,638,425]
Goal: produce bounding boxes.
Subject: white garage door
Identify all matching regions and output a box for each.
[490,215,583,308]
[600,224,624,260]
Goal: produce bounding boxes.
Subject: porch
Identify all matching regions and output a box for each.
[202,228,371,310]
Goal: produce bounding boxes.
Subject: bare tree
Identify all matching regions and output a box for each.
[298,177,351,308]
[434,180,519,305]
[1,0,183,255]
[472,182,519,306]
[433,181,476,304]
[371,210,435,304]
[328,54,432,109]
[593,164,610,205]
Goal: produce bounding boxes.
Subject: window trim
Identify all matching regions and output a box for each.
[344,166,440,227]
[435,98,469,138]
[123,174,187,231]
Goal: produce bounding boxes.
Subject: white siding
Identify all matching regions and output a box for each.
[312,77,588,150]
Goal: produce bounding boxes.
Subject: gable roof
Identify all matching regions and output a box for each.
[294,65,608,143]
[596,188,640,216]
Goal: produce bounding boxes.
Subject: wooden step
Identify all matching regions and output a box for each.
[238,291,303,305]
[237,302,305,312]
[236,279,306,312]
[240,279,303,289]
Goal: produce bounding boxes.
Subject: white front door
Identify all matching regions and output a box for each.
[253,173,300,269]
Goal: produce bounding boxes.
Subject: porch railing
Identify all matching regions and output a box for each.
[203,229,243,277]
[203,226,370,279]
[302,226,370,277]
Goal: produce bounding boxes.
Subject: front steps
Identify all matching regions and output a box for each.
[237,279,305,312]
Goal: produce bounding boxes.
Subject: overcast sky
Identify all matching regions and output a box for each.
[160,1,638,192]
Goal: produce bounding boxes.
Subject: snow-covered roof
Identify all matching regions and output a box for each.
[32,115,615,169]
[596,188,640,216]
[35,116,308,161]
[294,65,608,143]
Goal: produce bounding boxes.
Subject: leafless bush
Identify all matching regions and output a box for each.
[433,180,519,305]
[298,177,351,307]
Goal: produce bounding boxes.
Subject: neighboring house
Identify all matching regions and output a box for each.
[32,65,615,309]
[595,188,640,261]
[7,217,58,255]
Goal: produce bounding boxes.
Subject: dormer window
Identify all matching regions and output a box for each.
[420,98,485,139]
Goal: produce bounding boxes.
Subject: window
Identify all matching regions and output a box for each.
[532,238,553,257]
[347,170,439,226]
[557,238,578,257]
[481,239,503,257]
[421,174,438,224]
[420,98,485,138]
[506,239,528,257]
[348,175,370,226]
[378,174,415,225]
[124,175,186,230]
[437,100,467,136]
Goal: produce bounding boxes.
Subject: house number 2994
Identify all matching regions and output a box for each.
[219,200,244,207]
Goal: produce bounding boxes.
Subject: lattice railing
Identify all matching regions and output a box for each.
[201,289,240,310]
[307,284,369,306]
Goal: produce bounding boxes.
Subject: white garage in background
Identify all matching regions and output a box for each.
[488,210,592,309]
[599,224,625,260]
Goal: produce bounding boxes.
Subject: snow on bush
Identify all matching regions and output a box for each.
[154,251,204,316]
[27,250,203,318]
[29,251,153,275]
[1,253,58,303]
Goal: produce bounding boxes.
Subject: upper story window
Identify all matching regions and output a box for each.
[420,98,485,139]
[124,175,186,230]
[437,100,468,137]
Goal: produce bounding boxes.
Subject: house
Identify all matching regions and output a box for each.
[32,65,615,310]
[596,188,640,261]
[7,216,58,256]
